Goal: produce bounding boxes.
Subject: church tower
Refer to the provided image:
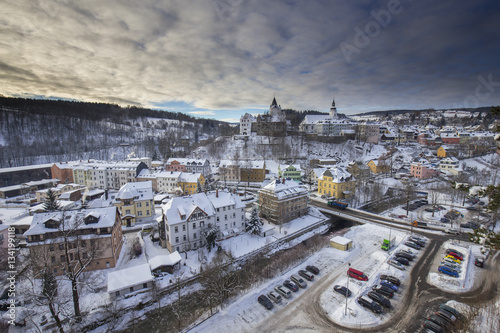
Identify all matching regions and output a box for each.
[270,96,283,120]
[329,97,337,118]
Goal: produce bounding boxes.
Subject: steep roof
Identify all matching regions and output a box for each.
[260,179,308,200]
[114,181,153,202]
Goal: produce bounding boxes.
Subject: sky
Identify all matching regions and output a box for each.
[1,0,500,123]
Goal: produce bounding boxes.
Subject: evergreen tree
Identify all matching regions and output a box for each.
[204,228,218,252]
[246,206,263,235]
[43,189,61,212]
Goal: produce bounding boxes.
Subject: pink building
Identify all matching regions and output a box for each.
[410,163,439,179]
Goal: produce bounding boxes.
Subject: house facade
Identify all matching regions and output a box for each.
[410,162,439,179]
[178,173,205,195]
[317,167,356,200]
[165,158,211,177]
[439,157,461,175]
[24,207,123,276]
[159,190,245,252]
[258,178,308,227]
[113,181,155,227]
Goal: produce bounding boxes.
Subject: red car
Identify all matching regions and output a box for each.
[448,252,463,261]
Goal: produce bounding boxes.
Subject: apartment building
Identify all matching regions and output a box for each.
[317,167,356,200]
[113,181,155,227]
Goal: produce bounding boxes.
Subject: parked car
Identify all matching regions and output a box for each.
[305,265,320,275]
[394,256,409,266]
[405,241,421,250]
[447,252,463,261]
[422,319,445,333]
[444,228,460,235]
[475,258,485,268]
[438,303,462,319]
[442,258,461,267]
[409,237,426,247]
[441,261,461,272]
[290,275,307,289]
[445,255,461,264]
[438,265,459,278]
[436,309,457,322]
[298,270,315,281]
[395,252,413,261]
[333,285,352,297]
[347,268,368,281]
[274,285,291,299]
[446,249,464,257]
[399,249,416,258]
[267,290,282,304]
[371,284,394,298]
[388,259,405,270]
[428,314,451,329]
[466,206,479,211]
[257,295,274,310]
[379,275,401,286]
[380,279,399,291]
[283,280,299,292]
[460,222,478,229]
[440,217,450,223]
[357,296,382,314]
[367,291,391,308]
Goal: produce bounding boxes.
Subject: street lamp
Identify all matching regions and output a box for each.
[345,263,351,316]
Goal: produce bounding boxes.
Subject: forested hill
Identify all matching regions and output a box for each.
[0,97,235,168]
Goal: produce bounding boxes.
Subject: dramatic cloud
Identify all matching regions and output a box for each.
[1,0,499,119]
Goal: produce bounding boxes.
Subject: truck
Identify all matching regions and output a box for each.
[327,200,348,210]
[413,221,428,228]
[381,237,395,251]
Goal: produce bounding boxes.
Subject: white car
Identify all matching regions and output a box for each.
[444,228,460,235]
[388,259,405,270]
[274,285,291,299]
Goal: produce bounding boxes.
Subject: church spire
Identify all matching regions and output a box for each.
[271,96,278,107]
[329,97,337,118]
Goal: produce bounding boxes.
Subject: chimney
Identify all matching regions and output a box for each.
[216,189,218,198]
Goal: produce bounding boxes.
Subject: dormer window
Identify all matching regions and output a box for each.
[44,219,61,229]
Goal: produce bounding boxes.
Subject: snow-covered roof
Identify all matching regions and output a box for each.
[107,263,153,293]
[179,172,203,183]
[148,251,182,270]
[206,190,245,209]
[260,179,308,200]
[166,158,208,166]
[319,167,353,183]
[114,181,153,202]
[25,206,117,237]
[330,235,352,245]
[301,114,330,124]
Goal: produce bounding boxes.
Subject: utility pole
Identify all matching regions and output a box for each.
[345,263,351,316]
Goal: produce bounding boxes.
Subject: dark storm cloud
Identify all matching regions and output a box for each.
[0,0,499,116]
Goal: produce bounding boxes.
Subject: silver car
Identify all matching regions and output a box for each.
[291,274,307,289]
[274,285,291,299]
[388,259,405,270]
[267,290,283,303]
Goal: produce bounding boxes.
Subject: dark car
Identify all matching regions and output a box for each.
[436,309,457,323]
[333,285,352,297]
[367,291,391,308]
[475,258,485,268]
[409,237,426,247]
[283,280,299,292]
[257,294,274,310]
[395,252,414,261]
[466,206,479,211]
[422,319,445,333]
[446,249,465,257]
[440,217,450,223]
[405,241,421,250]
[460,222,478,229]
[379,275,401,286]
[371,285,394,298]
[428,314,451,328]
[306,265,320,275]
[438,304,462,319]
[394,256,409,266]
[357,296,382,314]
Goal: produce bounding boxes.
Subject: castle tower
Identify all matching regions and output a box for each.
[270,96,284,120]
[329,97,337,118]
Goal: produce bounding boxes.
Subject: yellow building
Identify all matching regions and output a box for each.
[178,173,205,195]
[437,145,457,158]
[317,167,356,200]
[113,181,155,227]
[367,159,389,174]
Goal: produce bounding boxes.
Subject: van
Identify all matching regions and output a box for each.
[348,268,368,281]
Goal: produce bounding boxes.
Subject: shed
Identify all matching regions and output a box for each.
[107,263,154,299]
[261,224,275,237]
[330,235,353,251]
[148,251,182,274]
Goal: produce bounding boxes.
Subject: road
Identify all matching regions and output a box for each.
[253,204,499,332]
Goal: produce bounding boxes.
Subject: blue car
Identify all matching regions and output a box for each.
[440,217,450,223]
[380,279,398,292]
[438,265,459,278]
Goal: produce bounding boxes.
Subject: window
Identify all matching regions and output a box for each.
[125,209,131,215]
[225,215,227,220]
[194,233,197,239]
[193,223,196,229]
[217,216,220,222]
[51,256,56,263]
[137,202,142,208]
[115,291,120,297]
[130,287,134,293]
[81,240,86,248]
[182,225,186,231]
[70,253,74,261]
[175,237,179,243]
[60,255,65,262]
[138,211,143,216]
[175,226,178,233]
[83,252,88,259]
[183,235,186,241]
[146,202,149,207]
[143,283,148,288]
[146,210,150,215]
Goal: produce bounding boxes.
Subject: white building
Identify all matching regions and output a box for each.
[239,113,256,135]
[72,160,148,190]
[107,263,154,299]
[159,190,246,252]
